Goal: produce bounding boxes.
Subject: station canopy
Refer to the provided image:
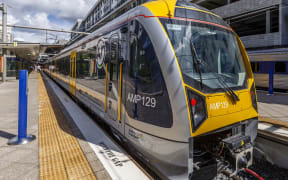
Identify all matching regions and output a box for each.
[0,42,64,62]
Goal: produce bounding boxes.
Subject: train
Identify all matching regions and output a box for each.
[44,0,259,179]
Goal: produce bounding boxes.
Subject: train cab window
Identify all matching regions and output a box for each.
[251,62,259,73]
[129,35,153,84]
[129,20,161,93]
[275,62,287,73]
[126,20,173,128]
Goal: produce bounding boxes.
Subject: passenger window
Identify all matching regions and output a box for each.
[275,62,286,73]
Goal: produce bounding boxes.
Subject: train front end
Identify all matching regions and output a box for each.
[144,0,259,178]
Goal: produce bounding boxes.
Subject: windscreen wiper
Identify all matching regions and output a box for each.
[189,41,240,102]
[212,71,240,102]
[190,40,203,89]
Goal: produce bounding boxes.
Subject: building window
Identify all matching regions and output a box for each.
[275,62,287,73]
[271,8,279,33]
[229,12,266,36]
[228,7,279,36]
[198,0,240,10]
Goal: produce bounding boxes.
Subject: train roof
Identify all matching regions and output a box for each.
[143,0,220,19]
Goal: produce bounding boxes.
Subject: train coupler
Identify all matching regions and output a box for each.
[221,135,253,176]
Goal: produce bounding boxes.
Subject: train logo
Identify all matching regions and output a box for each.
[96,39,106,69]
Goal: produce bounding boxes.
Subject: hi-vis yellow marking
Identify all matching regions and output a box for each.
[38,73,96,180]
[105,63,108,112]
[241,140,244,146]
[69,51,77,96]
[118,62,123,122]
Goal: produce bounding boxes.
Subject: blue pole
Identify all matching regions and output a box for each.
[268,69,274,95]
[8,69,35,145]
[18,70,28,139]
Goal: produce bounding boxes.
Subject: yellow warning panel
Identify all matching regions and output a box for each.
[38,73,96,180]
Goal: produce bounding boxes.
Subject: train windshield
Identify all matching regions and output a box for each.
[160,18,247,93]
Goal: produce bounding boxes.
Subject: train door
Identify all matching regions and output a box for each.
[69,51,77,96]
[106,33,125,133]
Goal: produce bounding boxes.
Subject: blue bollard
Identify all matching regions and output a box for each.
[268,69,274,95]
[8,70,35,145]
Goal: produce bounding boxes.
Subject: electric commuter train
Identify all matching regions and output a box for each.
[44,0,258,179]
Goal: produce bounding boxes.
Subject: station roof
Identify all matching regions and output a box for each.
[0,42,64,62]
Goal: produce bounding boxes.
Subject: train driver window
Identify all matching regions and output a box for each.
[129,34,152,84]
[126,20,173,128]
[129,20,163,93]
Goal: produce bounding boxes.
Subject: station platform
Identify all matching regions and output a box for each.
[0,72,150,180]
[257,90,288,128]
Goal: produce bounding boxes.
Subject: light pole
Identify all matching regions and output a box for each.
[0,3,7,82]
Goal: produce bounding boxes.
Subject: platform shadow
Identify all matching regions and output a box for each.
[0,130,16,139]
[257,91,288,105]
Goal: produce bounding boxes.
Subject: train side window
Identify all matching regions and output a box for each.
[251,62,259,73]
[126,20,173,128]
[129,34,153,84]
[275,62,287,73]
[129,20,162,93]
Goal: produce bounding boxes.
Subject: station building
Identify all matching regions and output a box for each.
[69,0,147,44]
[0,24,12,43]
[193,0,288,77]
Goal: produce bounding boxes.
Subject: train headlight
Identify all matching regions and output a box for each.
[250,84,258,112]
[187,89,207,132]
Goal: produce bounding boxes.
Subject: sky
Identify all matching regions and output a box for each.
[1,0,97,43]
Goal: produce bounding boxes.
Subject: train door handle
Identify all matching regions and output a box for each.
[108,82,112,91]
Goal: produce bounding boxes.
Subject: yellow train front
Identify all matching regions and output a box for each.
[44,0,258,179]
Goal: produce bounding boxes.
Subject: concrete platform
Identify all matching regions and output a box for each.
[0,72,38,180]
[257,90,288,127]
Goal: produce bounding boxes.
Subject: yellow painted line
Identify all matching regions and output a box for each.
[118,62,123,122]
[105,64,108,112]
[38,73,96,180]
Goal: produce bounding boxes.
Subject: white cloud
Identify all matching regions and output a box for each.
[2,0,97,42]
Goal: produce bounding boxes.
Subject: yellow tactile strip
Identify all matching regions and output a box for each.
[38,73,96,180]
